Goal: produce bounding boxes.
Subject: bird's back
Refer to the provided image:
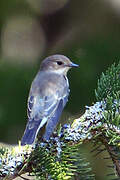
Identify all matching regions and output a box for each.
[30,71,69,98]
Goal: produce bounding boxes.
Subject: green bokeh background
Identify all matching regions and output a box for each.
[0,0,120,179]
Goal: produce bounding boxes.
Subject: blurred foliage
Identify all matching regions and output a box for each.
[64,35,120,112]
[0,61,38,143]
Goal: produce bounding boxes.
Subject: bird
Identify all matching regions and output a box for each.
[21,54,79,145]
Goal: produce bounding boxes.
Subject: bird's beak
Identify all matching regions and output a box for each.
[69,62,79,68]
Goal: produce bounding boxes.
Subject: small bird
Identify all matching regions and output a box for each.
[21,54,79,145]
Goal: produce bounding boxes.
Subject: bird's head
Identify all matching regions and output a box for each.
[40,54,79,75]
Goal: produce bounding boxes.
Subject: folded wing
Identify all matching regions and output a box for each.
[21,92,68,145]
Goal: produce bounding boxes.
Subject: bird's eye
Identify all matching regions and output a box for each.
[57,61,63,65]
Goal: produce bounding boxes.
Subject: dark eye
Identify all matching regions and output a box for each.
[57,61,63,65]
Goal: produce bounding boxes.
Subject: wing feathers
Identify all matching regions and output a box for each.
[21,85,69,145]
[43,99,64,141]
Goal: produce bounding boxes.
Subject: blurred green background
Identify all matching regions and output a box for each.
[0,0,120,179]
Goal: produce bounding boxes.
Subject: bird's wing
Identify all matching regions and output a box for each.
[43,92,69,141]
[21,89,69,145]
[27,94,58,126]
[21,93,60,145]
[28,89,69,122]
[43,98,63,141]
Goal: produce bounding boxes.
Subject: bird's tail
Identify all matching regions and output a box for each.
[21,121,41,146]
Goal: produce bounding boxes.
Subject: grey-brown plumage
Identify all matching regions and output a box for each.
[21,54,79,145]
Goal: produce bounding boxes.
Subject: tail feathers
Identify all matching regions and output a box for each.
[21,121,41,146]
